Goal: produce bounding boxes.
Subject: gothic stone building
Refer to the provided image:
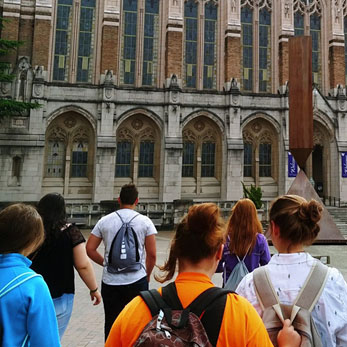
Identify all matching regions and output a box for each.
[1,0,347,206]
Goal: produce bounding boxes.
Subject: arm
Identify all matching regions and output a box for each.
[277,319,301,347]
[145,234,156,282]
[86,234,104,266]
[73,243,101,305]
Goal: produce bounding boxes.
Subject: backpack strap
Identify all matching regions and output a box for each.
[253,267,285,322]
[293,261,329,313]
[115,211,139,225]
[0,272,42,298]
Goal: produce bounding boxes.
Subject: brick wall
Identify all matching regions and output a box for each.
[225,36,241,82]
[279,40,289,85]
[32,19,51,68]
[329,44,345,88]
[18,18,34,58]
[165,30,182,79]
[1,16,19,67]
[101,25,119,74]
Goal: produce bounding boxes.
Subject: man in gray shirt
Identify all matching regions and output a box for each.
[86,183,157,340]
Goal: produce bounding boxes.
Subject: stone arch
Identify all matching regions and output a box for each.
[182,109,225,134]
[241,112,281,134]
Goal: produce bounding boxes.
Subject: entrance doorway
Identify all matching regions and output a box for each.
[312,144,323,196]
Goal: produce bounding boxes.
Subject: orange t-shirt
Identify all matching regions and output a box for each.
[105,272,274,347]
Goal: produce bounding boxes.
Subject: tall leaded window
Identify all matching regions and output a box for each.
[53,0,96,83]
[203,2,217,89]
[244,143,253,177]
[259,143,271,177]
[46,140,66,178]
[293,0,322,87]
[71,141,88,177]
[139,141,154,177]
[241,6,253,91]
[182,142,195,177]
[183,0,218,90]
[120,0,160,87]
[184,0,198,88]
[240,0,272,93]
[259,8,271,92]
[115,141,132,177]
[345,16,347,84]
[201,142,215,177]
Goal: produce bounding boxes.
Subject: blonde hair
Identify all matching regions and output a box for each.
[156,203,226,283]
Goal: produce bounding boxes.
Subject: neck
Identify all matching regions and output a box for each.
[276,243,305,254]
[119,204,136,210]
[178,258,217,279]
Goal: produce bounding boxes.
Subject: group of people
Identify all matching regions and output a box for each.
[0,182,347,346]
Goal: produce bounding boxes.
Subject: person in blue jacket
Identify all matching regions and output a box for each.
[0,203,60,347]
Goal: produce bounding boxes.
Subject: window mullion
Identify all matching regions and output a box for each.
[136,0,145,87]
[197,3,204,90]
[70,0,81,83]
[253,9,259,93]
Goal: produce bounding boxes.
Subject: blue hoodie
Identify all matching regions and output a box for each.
[0,253,60,347]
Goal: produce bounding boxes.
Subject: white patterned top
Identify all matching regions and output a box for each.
[236,252,347,347]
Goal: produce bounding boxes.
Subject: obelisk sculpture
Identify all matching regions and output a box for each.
[286,36,345,244]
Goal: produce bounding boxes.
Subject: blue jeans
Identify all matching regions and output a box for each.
[53,293,74,339]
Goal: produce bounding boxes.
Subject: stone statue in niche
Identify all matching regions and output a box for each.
[15,57,33,102]
[34,66,44,81]
[104,70,114,85]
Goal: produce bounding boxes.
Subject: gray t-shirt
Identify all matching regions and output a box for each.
[91,208,157,285]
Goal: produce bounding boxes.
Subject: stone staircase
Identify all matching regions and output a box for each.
[326,207,347,239]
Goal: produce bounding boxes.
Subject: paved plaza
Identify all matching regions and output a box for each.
[62,230,347,347]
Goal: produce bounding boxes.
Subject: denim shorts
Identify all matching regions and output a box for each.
[53,293,74,339]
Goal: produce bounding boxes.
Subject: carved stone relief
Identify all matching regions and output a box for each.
[131,118,144,130]
[48,126,68,142]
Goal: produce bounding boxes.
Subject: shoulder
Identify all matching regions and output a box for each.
[323,267,347,298]
[256,233,267,243]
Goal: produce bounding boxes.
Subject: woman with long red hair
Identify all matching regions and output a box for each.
[217,198,270,287]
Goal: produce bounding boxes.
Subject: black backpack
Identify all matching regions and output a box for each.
[107,212,141,274]
[134,282,232,346]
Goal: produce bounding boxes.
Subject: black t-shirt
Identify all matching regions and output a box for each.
[31,224,85,298]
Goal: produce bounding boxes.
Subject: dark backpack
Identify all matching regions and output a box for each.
[107,212,141,274]
[253,261,329,347]
[134,282,232,347]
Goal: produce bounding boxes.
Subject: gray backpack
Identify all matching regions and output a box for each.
[107,212,141,274]
[224,254,249,291]
[253,261,329,347]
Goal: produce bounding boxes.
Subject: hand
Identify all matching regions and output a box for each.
[277,319,301,347]
[90,290,102,305]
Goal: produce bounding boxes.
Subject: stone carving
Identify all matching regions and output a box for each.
[64,117,77,128]
[73,126,89,141]
[259,130,272,144]
[105,70,114,84]
[118,127,134,141]
[293,0,321,15]
[1,82,11,95]
[194,120,205,132]
[34,66,44,80]
[33,84,43,97]
[139,127,155,140]
[48,126,67,142]
[169,74,180,89]
[313,130,324,146]
[251,121,262,133]
[131,118,144,130]
[183,129,197,142]
[243,130,254,144]
[284,1,290,18]
[202,129,217,142]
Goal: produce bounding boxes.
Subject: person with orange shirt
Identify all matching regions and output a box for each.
[105,203,301,347]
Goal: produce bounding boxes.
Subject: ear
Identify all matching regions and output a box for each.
[134,197,139,206]
[270,220,280,237]
[216,243,223,261]
[117,197,121,204]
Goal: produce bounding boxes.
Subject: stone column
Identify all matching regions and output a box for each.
[32,1,53,68]
[101,0,120,75]
[161,75,182,202]
[225,0,241,83]
[93,70,117,202]
[165,0,183,79]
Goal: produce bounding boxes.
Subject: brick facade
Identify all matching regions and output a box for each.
[100,25,119,75]
[279,39,289,86]
[18,18,34,59]
[329,44,346,88]
[1,15,19,67]
[32,19,51,68]
[165,30,183,79]
[225,35,241,82]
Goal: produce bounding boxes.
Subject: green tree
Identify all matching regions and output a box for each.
[0,17,40,118]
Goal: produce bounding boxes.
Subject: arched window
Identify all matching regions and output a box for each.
[184,0,218,90]
[293,0,322,87]
[46,140,66,178]
[53,0,96,83]
[182,142,195,177]
[242,119,278,187]
[71,140,88,177]
[115,141,132,177]
[240,0,272,93]
[120,0,160,87]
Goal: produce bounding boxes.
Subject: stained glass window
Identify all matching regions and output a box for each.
[345,17,347,84]
[201,142,215,177]
[182,142,195,177]
[139,141,154,177]
[121,0,138,85]
[53,0,73,81]
[184,0,198,88]
[46,140,65,178]
[71,141,88,177]
[142,0,159,86]
[310,14,321,86]
[244,143,253,177]
[241,6,253,91]
[115,141,132,177]
[294,12,304,36]
[77,0,96,83]
[259,8,271,93]
[259,143,271,177]
[203,2,217,89]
